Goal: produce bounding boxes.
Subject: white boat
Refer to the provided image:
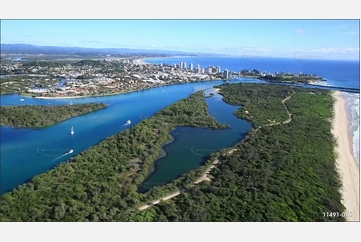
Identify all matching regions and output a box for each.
[20,98,24,101]
[126,120,131,125]
[70,126,74,135]
[69,101,73,105]
[68,149,73,154]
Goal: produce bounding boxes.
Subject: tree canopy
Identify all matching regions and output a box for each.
[0,84,345,221]
[1,103,108,128]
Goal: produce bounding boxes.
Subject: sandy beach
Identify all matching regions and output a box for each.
[309,80,330,86]
[332,91,360,221]
[133,58,146,65]
[309,81,317,85]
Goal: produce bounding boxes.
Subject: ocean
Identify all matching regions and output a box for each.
[143,56,360,165]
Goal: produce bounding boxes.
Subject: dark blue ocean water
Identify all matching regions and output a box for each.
[144,56,360,89]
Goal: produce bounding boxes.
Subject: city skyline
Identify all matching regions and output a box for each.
[1,20,360,60]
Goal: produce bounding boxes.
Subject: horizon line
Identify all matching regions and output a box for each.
[1,43,359,62]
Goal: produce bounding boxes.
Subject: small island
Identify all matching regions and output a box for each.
[0,103,108,128]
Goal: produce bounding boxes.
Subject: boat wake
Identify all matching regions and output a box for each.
[50,149,73,163]
[123,120,131,126]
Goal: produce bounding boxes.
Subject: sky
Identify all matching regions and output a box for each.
[1,20,360,60]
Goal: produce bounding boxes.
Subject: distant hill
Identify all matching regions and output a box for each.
[0,44,201,56]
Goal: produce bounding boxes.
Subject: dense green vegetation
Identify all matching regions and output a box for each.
[22,61,72,67]
[0,103,108,128]
[73,60,105,67]
[130,83,345,222]
[7,60,105,69]
[0,91,229,221]
[0,84,344,222]
[215,83,293,128]
[258,75,325,84]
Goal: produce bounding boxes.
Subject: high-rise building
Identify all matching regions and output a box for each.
[223,69,229,78]
[173,64,177,68]
[179,62,187,69]
[216,66,221,73]
[189,63,194,71]
[207,67,213,74]
[196,64,200,70]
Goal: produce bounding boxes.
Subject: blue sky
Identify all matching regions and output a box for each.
[1,20,359,60]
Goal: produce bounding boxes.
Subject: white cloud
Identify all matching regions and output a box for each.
[336,24,349,29]
[273,47,359,60]
[317,47,359,54]
[301,47,359,54]
[341,31,359,35]
[291,47,359,60]
[295,29,306,34]
[242,47,270,51]
[212,46,270,53]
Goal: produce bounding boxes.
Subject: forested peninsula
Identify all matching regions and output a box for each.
[0,103,108,128]
[0,91,228,221]
[130,83,345,222]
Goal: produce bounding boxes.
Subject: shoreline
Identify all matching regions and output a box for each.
[20,79,227,101]
[342,92,360,167]
[30,90,142,99]
[144,134,176,180]
[139,55,198,64]
[309,80,330,86]
[331,90,360,221]
[214,88,223,94]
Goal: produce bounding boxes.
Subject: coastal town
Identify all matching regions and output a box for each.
[0,57,325,98]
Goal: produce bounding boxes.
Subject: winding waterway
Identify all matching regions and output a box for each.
[0,78,358,195]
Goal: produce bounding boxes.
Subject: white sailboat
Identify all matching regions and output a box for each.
[68,149,74,154]
[70,126,74,135]
[126,120,131,125]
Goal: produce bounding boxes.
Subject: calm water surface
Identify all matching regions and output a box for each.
[1,73,359,195]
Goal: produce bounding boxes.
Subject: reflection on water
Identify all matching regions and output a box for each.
[138,91,253,193]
